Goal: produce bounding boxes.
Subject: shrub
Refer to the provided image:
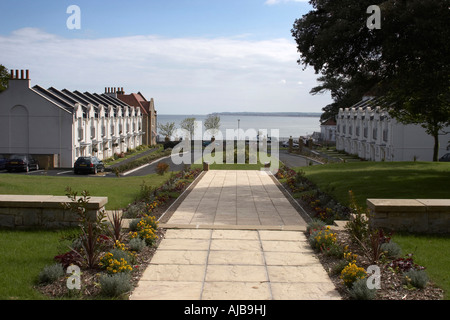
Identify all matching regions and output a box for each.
[389,254,425,273]
[340,262,367,288]
[99,273,133,297]
[99,251,133,274]
[323,243,344,259]
[345,190,370,243]
[306,219,326,235]
[38,263,65,284]
[349,278,377,300]
[331,259,350,276]
[156,162,170,175]
[380,241,402,259]
[123,202,147,219]
[54,250,83,269]
[309,226,337,252]
[129,216,159,246]
[128,218,141,232]
[128,237,146,252]
[404,269,429,289]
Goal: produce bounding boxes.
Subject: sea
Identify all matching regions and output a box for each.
[157,114,321,141]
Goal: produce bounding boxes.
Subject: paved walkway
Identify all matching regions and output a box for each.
[129,170,341,300]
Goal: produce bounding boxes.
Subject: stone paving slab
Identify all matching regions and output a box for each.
[165,170,308,227]
[130,228,341,300]
[129,170,340,300]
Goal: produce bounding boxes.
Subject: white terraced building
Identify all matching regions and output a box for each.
[0,70,144,168]
[336,96,449,162]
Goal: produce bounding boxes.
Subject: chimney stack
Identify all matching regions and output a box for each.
[10,69,30,80]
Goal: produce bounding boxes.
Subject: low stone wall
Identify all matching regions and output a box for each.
[0,195,108,229]
[367,199,450,233]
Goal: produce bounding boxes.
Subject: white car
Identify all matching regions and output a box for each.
[282,141,299,148]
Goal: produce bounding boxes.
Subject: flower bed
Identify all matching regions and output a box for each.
[277,164,444,300]
[275,164,350,224]
[36,167,203,299]
[305,209,444,300]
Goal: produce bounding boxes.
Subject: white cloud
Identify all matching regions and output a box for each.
[0,28,331,113]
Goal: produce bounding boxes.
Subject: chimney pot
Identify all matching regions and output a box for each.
[20,70,24,79]
[10,70,14,79]
[26,70,29,80]
[15,70,19,79]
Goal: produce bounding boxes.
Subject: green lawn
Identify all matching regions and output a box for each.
[0,229,62,300]
[298,161,450,208]
[0,173,170,210]
[298,161,450,299]
[392,233,450,300]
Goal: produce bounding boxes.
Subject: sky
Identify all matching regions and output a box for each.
[0,0,333,115]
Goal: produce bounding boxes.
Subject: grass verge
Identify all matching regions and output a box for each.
[392,233,450,300]
[296,161,450,299]
[0,173,170,210]
[0,229,62,300]
[297,161,450,208]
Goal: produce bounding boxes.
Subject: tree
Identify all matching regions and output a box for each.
[157,122,176,141]
[292,0,450,160]
[204,114,221,139]
[180,117,197,140]
[0,65,10,92]
[312,74,380,122]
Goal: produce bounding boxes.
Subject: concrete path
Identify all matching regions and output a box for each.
[129,170,341,300]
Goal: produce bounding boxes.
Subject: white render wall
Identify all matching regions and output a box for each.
[0,76,144,168]
[0,79,74,167]
[336,105,449,162]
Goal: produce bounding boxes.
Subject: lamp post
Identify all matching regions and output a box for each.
[238,119,240,141]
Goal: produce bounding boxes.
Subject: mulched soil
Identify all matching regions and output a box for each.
[36,171,203,299]
[37,170,444,300]
[288,183,444,300]
[312,229,444,300]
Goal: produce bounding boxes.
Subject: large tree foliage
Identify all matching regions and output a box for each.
[292,0,450,160]
[0,65,10,92]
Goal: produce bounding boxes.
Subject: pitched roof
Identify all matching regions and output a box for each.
[117,93,149,115]
[31,86,135,117]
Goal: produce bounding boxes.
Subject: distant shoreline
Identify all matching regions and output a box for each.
[159,112,322,117]
[213,112,321,117]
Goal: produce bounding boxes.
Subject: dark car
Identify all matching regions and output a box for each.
[6,154,39,172]
[439,153,450,162]
[0,157,7,170]
[74,156,105,174]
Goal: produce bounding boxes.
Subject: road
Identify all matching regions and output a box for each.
[277,149,321,168]
[0,149,318,178]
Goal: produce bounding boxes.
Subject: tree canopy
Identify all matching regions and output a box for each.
[292,0,450,160]
[0,65,10,92]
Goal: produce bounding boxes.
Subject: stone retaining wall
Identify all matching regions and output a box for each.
[367,199,450,233]
[0,195,108,229]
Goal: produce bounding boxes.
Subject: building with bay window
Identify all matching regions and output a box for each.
[0,70,145,168]
[335,96,449,162]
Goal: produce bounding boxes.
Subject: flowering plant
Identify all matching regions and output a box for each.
[340,262,367,287]
[309,226,337,252]
[129,216,159,245]
[99,252,133,274]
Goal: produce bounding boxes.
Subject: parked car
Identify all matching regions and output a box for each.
[6,154,39,172]
[0,157,7,170]
[282,141,299,148]
[74,156,105,174]
[439,153,450,162]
